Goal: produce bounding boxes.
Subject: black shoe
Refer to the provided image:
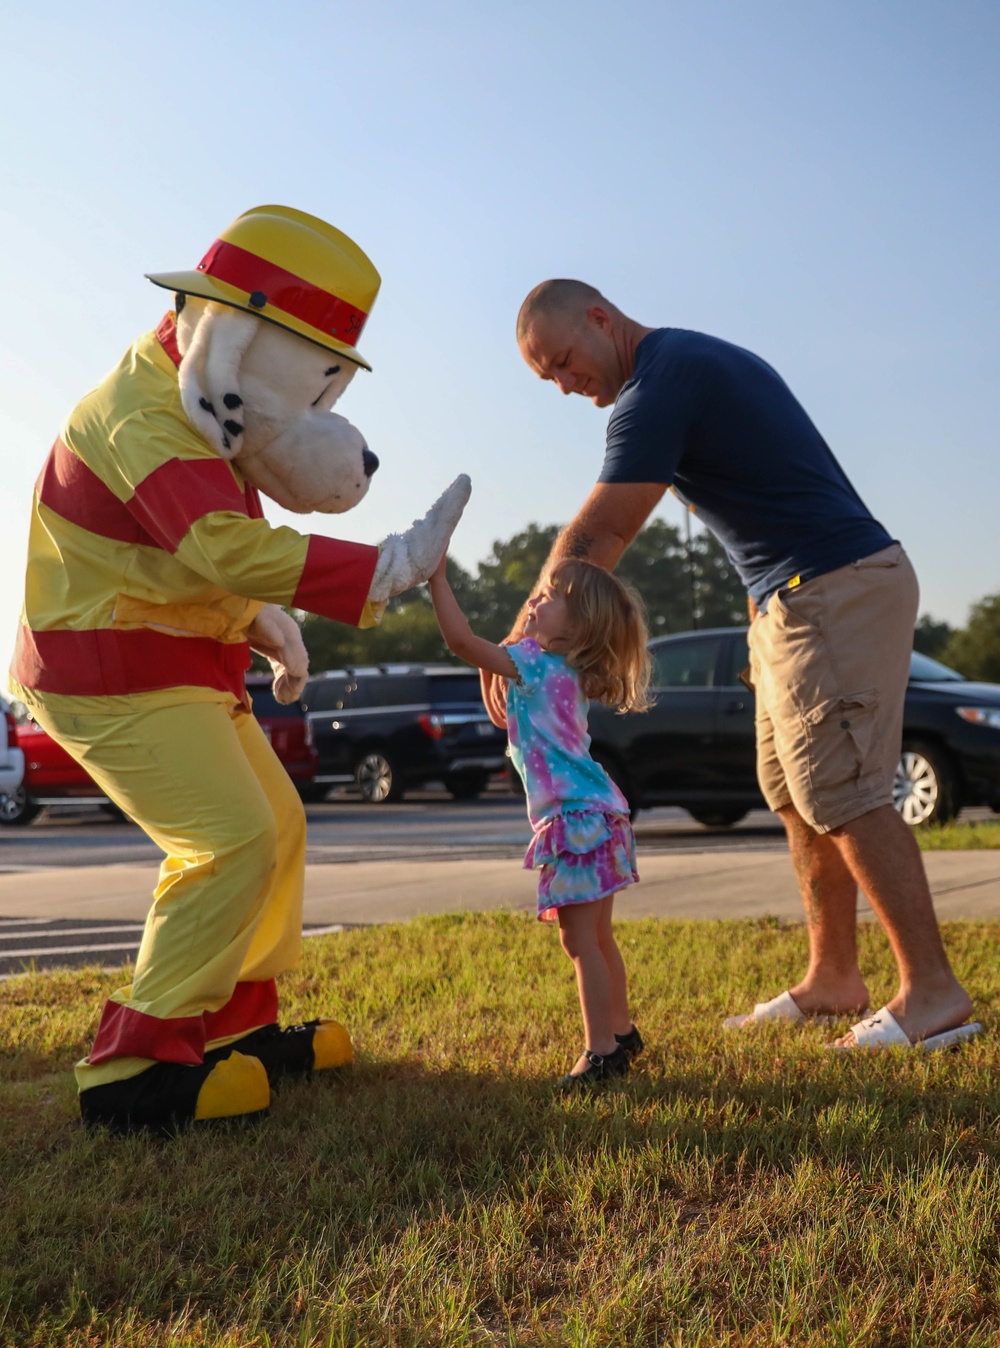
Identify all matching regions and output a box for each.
[615,1024,644,1058]
[556,1045,630,1092]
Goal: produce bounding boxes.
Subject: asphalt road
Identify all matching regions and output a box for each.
[1,793,995,977]
[0,786,789,874]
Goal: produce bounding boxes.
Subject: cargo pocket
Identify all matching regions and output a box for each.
[802,688,880,796]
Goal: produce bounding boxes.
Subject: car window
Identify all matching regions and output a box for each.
[363,675,424,707]
[429,675,483,705]
[718,630,751,687]
[650,636,724,688]
[909,651,966,682]
[302,678,352,712]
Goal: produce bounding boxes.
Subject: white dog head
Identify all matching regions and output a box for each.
[174,296,378,513]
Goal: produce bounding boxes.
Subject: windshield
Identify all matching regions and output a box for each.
[910,651,965,683]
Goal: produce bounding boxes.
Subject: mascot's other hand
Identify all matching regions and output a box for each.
[368,475,472,605]
[248,605,309,705]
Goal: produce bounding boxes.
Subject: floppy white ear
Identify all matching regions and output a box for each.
[178,302,259,459]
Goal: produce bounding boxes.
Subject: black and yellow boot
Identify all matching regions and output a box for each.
[204,1019,353,1088]
[79,1052,270,1137]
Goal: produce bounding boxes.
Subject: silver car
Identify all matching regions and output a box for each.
[0,694,26,819]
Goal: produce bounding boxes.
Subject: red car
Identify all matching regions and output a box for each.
[0,675,319,825]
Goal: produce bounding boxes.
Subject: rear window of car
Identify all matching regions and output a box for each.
[428,675,483,705]
[650,636,725,688]
[248,685,303,717]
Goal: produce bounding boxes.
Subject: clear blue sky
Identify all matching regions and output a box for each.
[2,1,998,689]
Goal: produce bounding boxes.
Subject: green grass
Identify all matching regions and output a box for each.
[915,819,1000,849]
[2,913,999,1346]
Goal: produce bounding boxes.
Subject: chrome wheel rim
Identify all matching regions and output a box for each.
[893,751,939,826]
[0,787,27,824]
[357,753,393,803]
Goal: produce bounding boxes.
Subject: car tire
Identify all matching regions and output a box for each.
[894,740,957,827]
[0,786,42,826]
[444,771,490,801]
[687,807,748,828]
[355,750,404,804]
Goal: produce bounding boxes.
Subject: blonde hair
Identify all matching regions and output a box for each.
[545,559,652,712]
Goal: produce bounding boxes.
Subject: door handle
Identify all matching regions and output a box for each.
[723,699,746,713]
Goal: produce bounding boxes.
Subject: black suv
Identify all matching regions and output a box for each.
[301,665,508,803]
[588,628,1000,827]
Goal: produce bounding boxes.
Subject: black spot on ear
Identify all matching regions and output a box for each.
[224,420,244,437]
[324,365,340,376]
[223,393,243,410]
[222,434,230,450]
[199,397,215,415]
[175,292,187,314]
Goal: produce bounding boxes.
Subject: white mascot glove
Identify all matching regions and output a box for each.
[368,475,472,613]
[248,604,309,704]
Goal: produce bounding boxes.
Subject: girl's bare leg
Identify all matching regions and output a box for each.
[595,892,633,1036]
[558,895,622,1075]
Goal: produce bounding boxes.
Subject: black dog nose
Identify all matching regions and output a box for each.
[362,447,379,478]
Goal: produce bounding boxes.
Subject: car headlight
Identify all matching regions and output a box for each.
[956,706,1000,730]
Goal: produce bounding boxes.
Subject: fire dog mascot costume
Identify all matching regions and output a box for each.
[9,205,471,1135]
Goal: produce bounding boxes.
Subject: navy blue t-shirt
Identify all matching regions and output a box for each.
[599,328,893,607]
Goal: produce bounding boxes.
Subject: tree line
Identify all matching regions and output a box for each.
[294,519,1000,683]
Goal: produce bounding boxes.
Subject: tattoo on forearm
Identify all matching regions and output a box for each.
[565,531,595,559]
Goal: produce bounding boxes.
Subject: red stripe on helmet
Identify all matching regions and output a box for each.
[197,238,369,347]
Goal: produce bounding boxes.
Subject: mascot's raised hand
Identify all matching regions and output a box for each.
[368,474,472,610]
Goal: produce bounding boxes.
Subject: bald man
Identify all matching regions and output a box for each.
[485,279,976,1052]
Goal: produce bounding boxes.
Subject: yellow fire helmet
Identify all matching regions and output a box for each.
[146,204,381,370]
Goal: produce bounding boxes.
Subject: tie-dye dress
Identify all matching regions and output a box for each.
[505,638,638,921]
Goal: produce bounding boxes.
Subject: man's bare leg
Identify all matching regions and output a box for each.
[826,803,973,1044]
[778,804,870,1016]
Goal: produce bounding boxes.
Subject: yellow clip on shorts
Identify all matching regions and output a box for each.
[748,544,918,834]
[25,693,307,1091]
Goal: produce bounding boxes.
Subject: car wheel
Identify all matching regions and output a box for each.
[444,771,490,801]
[894,740,957,826]
[0,786,42,826]
[355,750,404,804]
[687,807,748,828]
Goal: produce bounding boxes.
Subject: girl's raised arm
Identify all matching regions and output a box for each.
[428,556,519,681]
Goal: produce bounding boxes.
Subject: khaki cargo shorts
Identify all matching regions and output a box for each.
[748,543,918,833]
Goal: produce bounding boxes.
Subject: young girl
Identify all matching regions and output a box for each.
[428,554,652,1089]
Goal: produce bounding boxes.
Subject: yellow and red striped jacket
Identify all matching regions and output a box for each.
[11,315,377,701]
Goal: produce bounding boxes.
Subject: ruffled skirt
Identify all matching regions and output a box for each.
[524,808,638,921]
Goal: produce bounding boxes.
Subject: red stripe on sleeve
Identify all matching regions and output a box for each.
[292,535,379,626]
[36,441,248,553]
[37,441,162,546]
[128,456,249,551]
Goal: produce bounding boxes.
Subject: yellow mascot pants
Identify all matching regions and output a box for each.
[27,693,306,1092]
